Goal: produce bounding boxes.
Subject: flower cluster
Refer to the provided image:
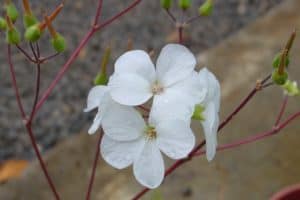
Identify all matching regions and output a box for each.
[85,44,220,188]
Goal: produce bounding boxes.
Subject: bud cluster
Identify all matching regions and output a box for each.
[160,0,214,17]
[1,0,66,53]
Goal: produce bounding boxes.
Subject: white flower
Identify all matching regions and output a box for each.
[84,85,139,135]
[100,106,195,189]
[108,44,206,121]
[196,68,221,161]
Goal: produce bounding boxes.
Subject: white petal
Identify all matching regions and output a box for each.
[156,44,196,86]
[101,134,145,169]
[133,141,164,189]
[149,73,203,125]
[149,95,194,126]
[156,120,195,159]
[198,68,221,111]
[88,110,102,134]
[108,73,153,106]
[84,86,108,112]
[102,99,146,141]
[169,71,206,105]
[201,102,219,161]
[114,50,156,82]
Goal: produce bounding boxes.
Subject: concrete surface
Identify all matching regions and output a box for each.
[0,0,300,199]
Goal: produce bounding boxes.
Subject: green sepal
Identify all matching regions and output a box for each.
[93,73,108,86]
[51,34,66,53]
[272,70,288,85]
[192,104,205,121]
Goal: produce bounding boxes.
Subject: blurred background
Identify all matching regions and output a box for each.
[0,0,281,160]
[1,0,300,200]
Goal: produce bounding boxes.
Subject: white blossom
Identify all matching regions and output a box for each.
[100,107,195,189]
[108,44,206,121]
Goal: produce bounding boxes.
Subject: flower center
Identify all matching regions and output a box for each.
[145,126,157,140]
[151,81,164,95]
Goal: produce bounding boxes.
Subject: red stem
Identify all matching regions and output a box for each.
[85,130,103,200]
[95,0,142,30]
[36,0,143,112]
[195,110,300,156]
[7,44,60,199]
[7,45,26,119]
[25,124,61,200]
[275,95,288,126]
[178,26,183,44]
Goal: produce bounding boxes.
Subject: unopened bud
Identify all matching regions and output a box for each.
[5,2,19,22]
[24,14,38,28]
[192,104,205,121]
[94,45,111,85]
[51,34,66,53]
[6,28,21,44]
[272,52,290,69]
[178,0,191,10]
[199,0,213,16]
[272,70,288,85]
[0,17,7,30]
[25,24,41,42]
[161,0,172,9]
[94,73,108,86]
[5,15,20,44]
[282,80,299,96]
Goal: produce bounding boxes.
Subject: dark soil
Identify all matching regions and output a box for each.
[0,0,282,160]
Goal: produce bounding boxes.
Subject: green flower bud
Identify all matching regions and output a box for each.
[51,33,66,53]
[272,70,288,85]
[272,52,290,69]
[282,80,299,96]
[192,104,205,121]
[24,14,38,28]
[161,0,172,9]
[0,17,7,30]
[6,28,21,44]
[25,24,42,42]
[178,0,191,10]
[5,3,19,22]
[199,0,213,16]
[93,73,108,86]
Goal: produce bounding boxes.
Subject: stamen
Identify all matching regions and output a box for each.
[145,126,157,140]
[152,82,164,94]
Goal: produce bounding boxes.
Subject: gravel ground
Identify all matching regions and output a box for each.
[0,0,283,160]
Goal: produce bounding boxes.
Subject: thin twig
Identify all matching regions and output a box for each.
[39,53,60,63]
[15,44,36,63]
[274,95,288,126]
[25,124,61,199]
[28,63,41,122]
[195,110,300,157]
[165,9,176,23]
[36,0,143,112]
[7,45,27,119]
[178,26,183,44]
[85,130,104,200]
